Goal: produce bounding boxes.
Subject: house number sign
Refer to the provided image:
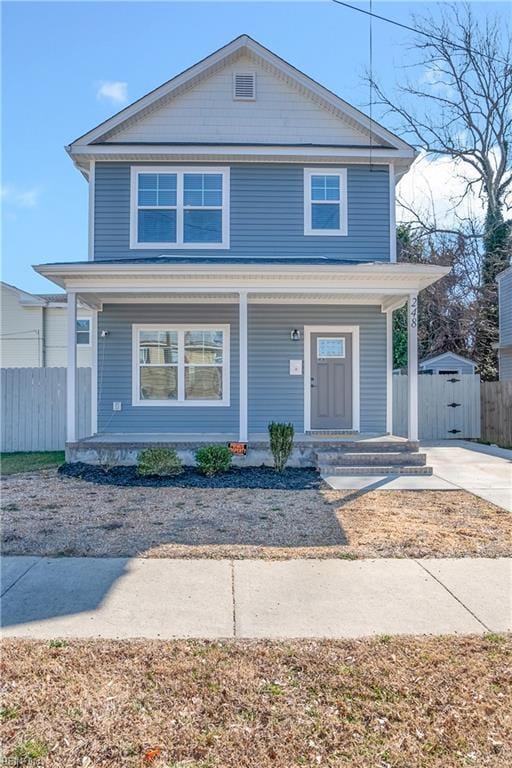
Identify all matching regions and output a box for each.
[409,295,418,328]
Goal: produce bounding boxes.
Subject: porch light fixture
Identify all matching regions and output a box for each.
[291,329,301,341]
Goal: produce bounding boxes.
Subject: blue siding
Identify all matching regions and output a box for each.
[98,304,239,433]
[499,270,512,347]
[97,303,386,434]
[94,163,390,262]
[248,304,386,433]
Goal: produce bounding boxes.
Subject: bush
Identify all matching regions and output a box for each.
[268,422,295,472]
[195,444,232,476]
[137,447,183,477]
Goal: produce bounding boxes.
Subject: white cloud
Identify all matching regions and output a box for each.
[1,184,40,209]
[397,152,486,230]
[96,80,128,105]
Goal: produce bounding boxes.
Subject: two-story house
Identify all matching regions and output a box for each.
[35,35,448,466]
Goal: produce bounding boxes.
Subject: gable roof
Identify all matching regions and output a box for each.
[419,352,477,368]
[69,35,414,156]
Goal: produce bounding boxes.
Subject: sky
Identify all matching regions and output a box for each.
[2,0,510,293]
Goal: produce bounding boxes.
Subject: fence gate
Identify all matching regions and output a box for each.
[393,374,481,440]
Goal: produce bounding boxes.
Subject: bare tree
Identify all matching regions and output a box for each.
[370,3,512,378]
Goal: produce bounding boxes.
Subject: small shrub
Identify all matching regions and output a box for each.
[195,444,232,476]
[137,447,183,477]
[268,422,295,472]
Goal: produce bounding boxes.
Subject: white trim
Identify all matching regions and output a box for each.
[232,71,256,101]
[407,293,418,441]
[419,351,477,370]
[131,323,230,407]
[303,168,347,236]
[88,160,95,261]
[238,291,248,441]
[90,310,98,435]
[304,325,360,432]
[389,164,396,263]
[68,35,414,152]
[386,309,393,434]
[129,166,230,250]
[66,291,77,442]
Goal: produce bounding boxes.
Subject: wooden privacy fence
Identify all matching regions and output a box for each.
[1,368,91,452]
[393,374,481,440]
[481,381,512,447]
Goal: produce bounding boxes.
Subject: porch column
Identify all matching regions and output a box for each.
[386,309,393,434]
[239,290,248,442]
[407,292,418,441]
[66,290,77,443]
[90,309,98,436]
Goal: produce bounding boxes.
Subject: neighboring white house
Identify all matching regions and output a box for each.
[419,352,478,376]
[0,282,92,367]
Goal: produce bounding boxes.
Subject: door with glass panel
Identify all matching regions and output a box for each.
[310,333,352,429]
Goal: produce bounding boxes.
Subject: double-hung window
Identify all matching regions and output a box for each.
[131,167,229,248]
[133,324,230,406]
[76,318,91,346]
[304,168,347,235]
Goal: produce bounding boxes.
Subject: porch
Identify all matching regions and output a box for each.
[67,431,426,472]
[33,258,450,457]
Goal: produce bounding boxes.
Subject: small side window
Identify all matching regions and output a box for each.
[304,168,347,236]
[76,318,91,346]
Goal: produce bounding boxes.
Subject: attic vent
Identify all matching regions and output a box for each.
[233,72,256,100]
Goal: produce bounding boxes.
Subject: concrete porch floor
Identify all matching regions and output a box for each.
[76,432,410,446]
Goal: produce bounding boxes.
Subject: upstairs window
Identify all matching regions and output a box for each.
[131,167,229,248]
[304,168,347,236]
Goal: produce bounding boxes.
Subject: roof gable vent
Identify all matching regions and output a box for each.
[233,72,256,100]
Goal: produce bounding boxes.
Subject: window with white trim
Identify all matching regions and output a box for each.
[76,318,91,346]
[133,325,230,406]
[304,168,347,236]
[131,167,229,248]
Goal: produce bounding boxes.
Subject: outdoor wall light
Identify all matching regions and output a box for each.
[290,329,301,341]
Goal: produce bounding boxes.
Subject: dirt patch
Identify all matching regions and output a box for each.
[1,470,510,558]
[1,635,511,767]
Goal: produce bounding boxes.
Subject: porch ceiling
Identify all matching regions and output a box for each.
[74,290,408,310]
[34,262,450,312]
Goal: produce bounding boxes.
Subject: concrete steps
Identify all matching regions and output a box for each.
[314,442,433,476]
[319,451,426,467]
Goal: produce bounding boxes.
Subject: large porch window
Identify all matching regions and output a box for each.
[132,324,230,406]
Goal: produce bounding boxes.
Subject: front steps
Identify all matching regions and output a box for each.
[315,440,433,476]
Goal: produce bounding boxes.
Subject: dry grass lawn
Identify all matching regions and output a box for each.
[1,470,510,559]
[1,636,511,767]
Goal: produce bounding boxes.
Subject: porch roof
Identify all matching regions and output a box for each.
[33,259,449,311]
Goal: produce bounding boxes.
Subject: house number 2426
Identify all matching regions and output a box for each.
[409,296,418,329]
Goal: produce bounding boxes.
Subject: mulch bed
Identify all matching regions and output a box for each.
[1,635,511,767]
[59,462,323,490]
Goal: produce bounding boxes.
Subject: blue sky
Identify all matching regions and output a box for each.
[2,0,509,292]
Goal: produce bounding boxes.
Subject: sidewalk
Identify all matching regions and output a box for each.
[2,556,510,639]
[324,440,512,511]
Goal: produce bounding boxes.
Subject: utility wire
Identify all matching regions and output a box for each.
[331,0,508,65]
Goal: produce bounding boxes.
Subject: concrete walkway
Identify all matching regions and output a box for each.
[1,556,510,639]
[324,440,512,511]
